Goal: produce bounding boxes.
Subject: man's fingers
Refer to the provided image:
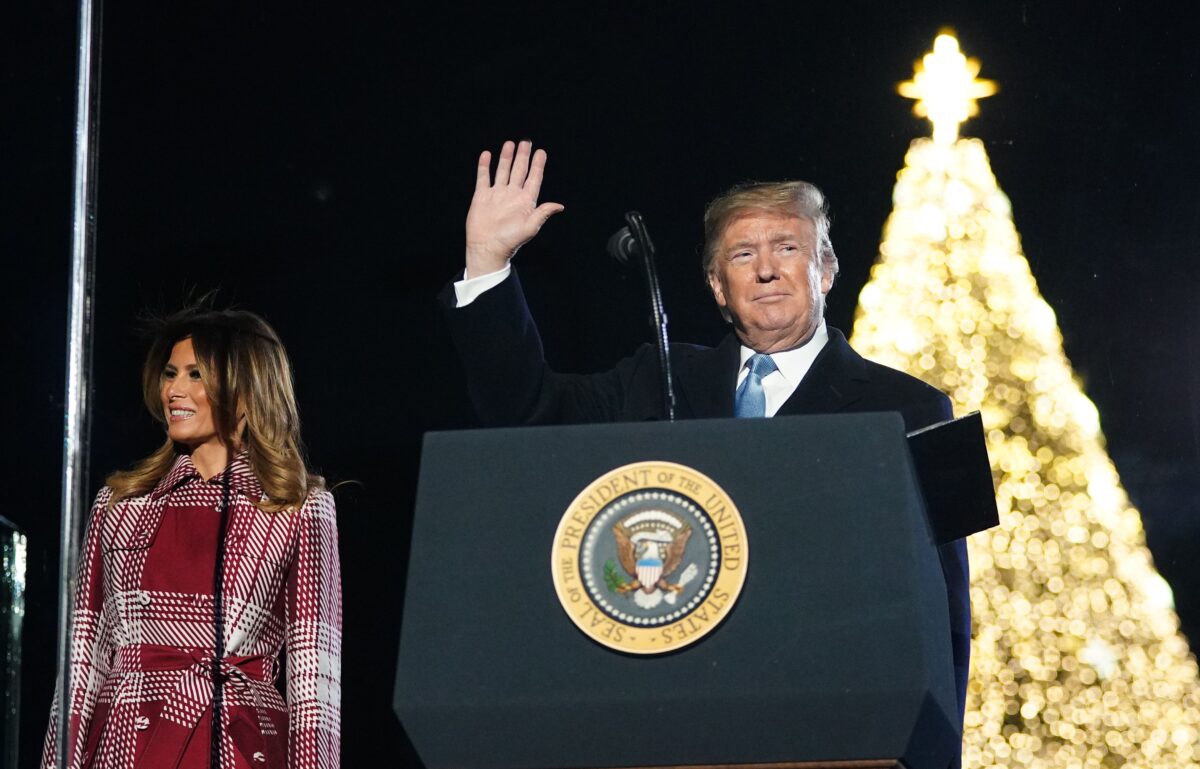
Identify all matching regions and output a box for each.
[510,140,532,187]
[533,202,565,228]
[493,140,516,186]
[525,149,549,196]
[475,151,492,191]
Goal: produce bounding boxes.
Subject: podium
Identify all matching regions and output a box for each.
[395,413,990,769]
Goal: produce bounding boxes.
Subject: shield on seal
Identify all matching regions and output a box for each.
[635,544,664,591]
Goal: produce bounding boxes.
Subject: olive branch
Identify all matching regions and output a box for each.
[604,559,628,593]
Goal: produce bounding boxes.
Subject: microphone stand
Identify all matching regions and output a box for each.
[621,211,676,422]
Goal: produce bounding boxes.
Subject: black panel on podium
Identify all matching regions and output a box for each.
[395,413,960,769]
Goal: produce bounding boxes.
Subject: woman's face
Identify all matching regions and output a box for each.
[160,337,221,450]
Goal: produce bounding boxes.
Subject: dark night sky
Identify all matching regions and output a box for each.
[6,2,1199,766]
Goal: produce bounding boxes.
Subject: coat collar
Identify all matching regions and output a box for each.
[150,451,264,502]
[679,326,868,419]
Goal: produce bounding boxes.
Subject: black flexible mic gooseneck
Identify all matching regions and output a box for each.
[608,212,676,422]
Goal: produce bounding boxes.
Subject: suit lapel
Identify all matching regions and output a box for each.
[776,327,869,417]
[677,327,867,419]
[678,334,741,419]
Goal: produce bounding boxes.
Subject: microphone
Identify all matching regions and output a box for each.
[606,226,637,264]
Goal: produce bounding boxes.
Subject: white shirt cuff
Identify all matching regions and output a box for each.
[453,263,512,307]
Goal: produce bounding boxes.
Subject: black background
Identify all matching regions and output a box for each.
[6,2,1199,766]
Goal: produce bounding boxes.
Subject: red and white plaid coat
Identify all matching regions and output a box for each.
[43,453,342,769]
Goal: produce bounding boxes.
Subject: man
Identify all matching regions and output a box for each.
[442,139,969,765]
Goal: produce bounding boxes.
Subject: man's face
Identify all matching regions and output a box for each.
[707,210,833,353]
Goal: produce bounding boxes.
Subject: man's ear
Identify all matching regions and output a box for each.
[819,266,835,296]
[707,270,727,308]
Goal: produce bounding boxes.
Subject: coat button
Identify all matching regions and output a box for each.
[138,591,152,606]
[253,751,266,763]
[134,716,150,730]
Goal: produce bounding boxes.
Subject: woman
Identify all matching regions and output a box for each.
[43,307,341,769]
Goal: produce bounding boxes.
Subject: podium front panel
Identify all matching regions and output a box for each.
[395,414,957,769]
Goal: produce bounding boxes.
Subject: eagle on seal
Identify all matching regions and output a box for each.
[613,518,692,595]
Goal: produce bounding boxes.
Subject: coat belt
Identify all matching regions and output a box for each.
[113,644,276,768]
[113,644,269,680]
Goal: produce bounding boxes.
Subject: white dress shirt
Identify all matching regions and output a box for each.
[454,263,513,307]
[735,323,829,417]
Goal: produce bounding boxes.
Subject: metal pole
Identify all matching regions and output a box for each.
[55,0,103,764]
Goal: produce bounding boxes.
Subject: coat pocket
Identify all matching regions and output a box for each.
[100,496,164,554]
[77,700,111,769]
[224,528,294,600]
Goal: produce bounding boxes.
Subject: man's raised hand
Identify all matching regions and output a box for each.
[464,140,565,278]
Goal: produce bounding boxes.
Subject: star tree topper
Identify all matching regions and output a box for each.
[898,32,997,145]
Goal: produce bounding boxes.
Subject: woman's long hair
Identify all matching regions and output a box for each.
[106,306,323,511]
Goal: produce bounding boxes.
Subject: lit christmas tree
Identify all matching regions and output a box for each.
[850,33,1200,769]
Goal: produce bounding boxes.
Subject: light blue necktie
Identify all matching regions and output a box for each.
[734,353,778,418]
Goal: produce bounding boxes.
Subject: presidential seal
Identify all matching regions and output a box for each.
[551,461,748,654]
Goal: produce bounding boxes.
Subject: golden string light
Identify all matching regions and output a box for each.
[851,33,1200,769]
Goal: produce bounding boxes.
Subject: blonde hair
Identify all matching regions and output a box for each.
[701,180,839,282]
[106,307,323,512]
